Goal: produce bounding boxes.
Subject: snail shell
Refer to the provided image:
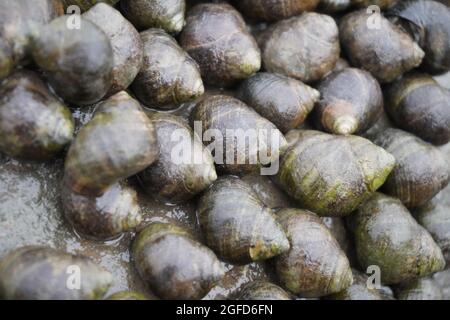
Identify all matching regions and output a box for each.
[121,0,186,34]
[238,72,320,133]
[64,91,159,196]
[233,0,320,22]
[180,3,261,87]
[106,291,155,300]
[30,16,113,106]
[236,281,292,300]
[385,73,450,146]
[275,130,396,216]
[313,68,383,135]
[61,0,120,12]
[131,28,204,110]
[61,181,142,240]
[242,173,292,210]
[319,0,351,12]
[0,246,113,300]
[371,128,450,208]
[132,222,225,300]
[339,9,424,83]
[325,270,383,300]
[394,277,443,300]
[348,193,446,284]
[388,0,450,73]
[138,113,217,203]
[274,208,353,297]
[83,3,143,97]
[258,12,340,83]
[191,95,287,175]
[198,176,290,264]
[352,0,398,8]
[0,70,74,161]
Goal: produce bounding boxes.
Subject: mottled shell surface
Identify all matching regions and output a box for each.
[325,270,382,300]
[371,128,450,208]
[132,222,225,300]
[131,29,204,109]
[191,95,287,174]
[234,0,320,22]
[121,0,186,33]
[339,10,424,83]
[138,113,216,203]
[352,0,397,8]
[64,92,159,196]
[180,3,261,87]
[313,68,383,135]
[348,193,445,284]
[0,246,112,300]
[275,130,395,216]
[198,176,290,264]
[258,13,340,83]
[83,3,143,96]
[394,277,443,300]
[275,208,353,297]
[61,0,120,12]
[238,72,320,133]
[385,73,450,145]
[31,16,113,106]
[237,281,291,300]
[0,71,74,160]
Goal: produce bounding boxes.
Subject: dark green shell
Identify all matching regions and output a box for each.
[121,0,186,33]
[138,113,216,203]
[131,28,204,109]
[257,13,340,83]
[339,9,424,83]
[180,3,261,87]
[233,0,320,22]
[0,246,112,300]
[371,128,450,208]
[274,208,353,297]
[388,0,450,73]
[64,91,159,196]
[242,173,292,210]
[237,281,291,300]
[394,277,443,300]
[0,70,74,160]
[61,0,120,12]
[385,74,450,145]
[238,72,319,133]
[198,176,290,264]
[275,130,395,216]
[313,68,383,135]
[132,222,225,300]
[191,95,287,175]
[106,291,155,300]
[83,3,143,97]
[61,181,142,240]
[325,270,382,300]
[348,193,445,285]
[30,16,113,106]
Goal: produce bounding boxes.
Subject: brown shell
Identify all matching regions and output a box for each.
[121,0,185,33]
[371,128,450,208]
[348,193,445,284]
[180,3,261,87]
[64,91,159,196]
[131,28,204,110]
[0,70,74,161]
[313,68,383,135]
[190,95,287,175]
[138,113,217,203]
[30,16,113,106]
[61,181,142,240]
[238,72,320,133]
[0,246,112,300]
[234,0,320,22]
[351,0,398,8]
[339,9,424,83]
[274,208,353,297]
[237,281,292,300]
[385,73,450,146]
[198,176,290,264]
[258,12,340,83]
[132,222,225,300]
[83,3,143,96]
